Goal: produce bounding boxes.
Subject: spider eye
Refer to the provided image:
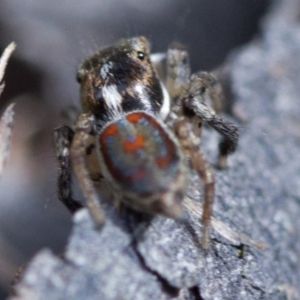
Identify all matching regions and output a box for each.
[76,73,82,83]
[137,51,145,60]
[182,56,188,65]
[199,87,206,94]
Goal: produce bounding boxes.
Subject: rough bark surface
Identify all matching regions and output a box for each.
[10,1,300,299]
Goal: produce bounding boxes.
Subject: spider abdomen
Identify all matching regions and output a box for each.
[98,111,186,204]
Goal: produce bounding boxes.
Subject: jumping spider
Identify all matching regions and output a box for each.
[54,36,238,249]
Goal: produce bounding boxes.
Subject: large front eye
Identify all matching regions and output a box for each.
[137,51,145,60]
[76,72,82,83]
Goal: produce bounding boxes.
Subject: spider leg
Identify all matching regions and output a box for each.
[70,113,105,226]
[54,125,83,214]
[174,117,215,249]
[166,42,191,102]
[181,72,238,169]
[194,71,223,113]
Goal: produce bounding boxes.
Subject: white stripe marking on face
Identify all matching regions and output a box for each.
[100,62,112,80]
[102,84,122,111]
[159,83,170,120]
[133,82,152,111]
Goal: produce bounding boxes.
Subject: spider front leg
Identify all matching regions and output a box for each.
[181,72,238,169]
[166,42,191,101]
[54,126,83,214]
[70,113,105,226]
[174,117,215,249]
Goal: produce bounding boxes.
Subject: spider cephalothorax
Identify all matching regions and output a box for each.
[54,36,238,248]
[77,36,169,128]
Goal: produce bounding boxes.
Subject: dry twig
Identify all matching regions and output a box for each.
[0,42,16,178]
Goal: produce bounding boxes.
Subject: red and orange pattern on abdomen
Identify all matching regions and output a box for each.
[99,112,181,195]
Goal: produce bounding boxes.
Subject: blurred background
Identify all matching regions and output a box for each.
[0,0,270,298]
